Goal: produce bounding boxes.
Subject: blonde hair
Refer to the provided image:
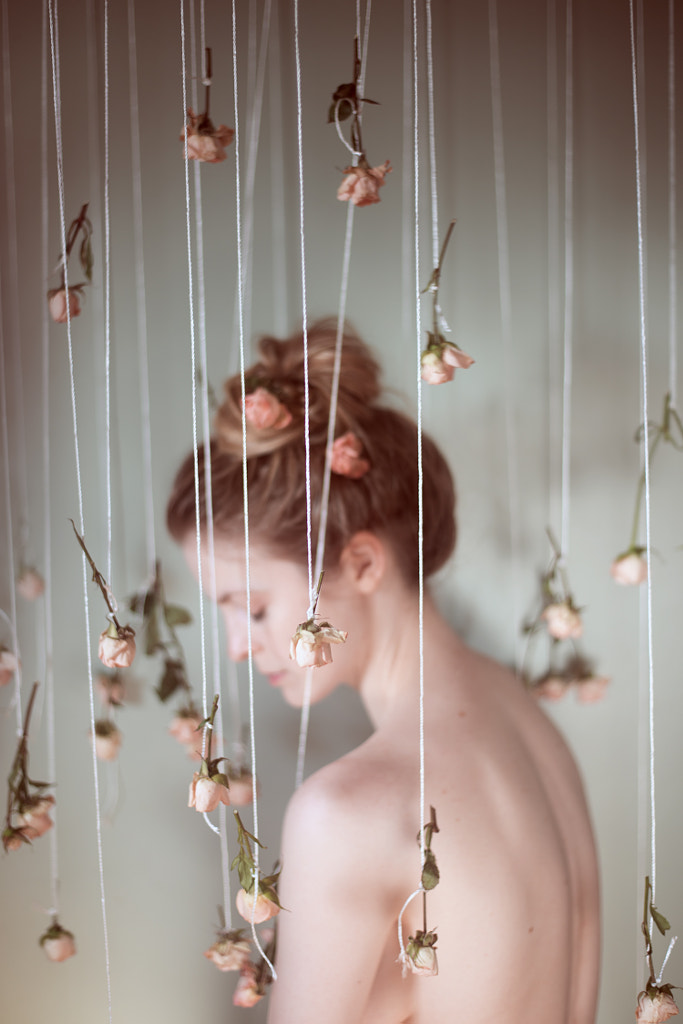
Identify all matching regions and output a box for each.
[166,320,456,583]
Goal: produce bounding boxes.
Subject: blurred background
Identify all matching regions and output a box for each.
[1,0,682,1020]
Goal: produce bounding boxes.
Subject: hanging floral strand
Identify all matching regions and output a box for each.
[232,810,281,924]
[180,47,234,164]
[187,694,231,812]
[2,682,54,851]
[635,876,679,1022]
[398,806,440,977]
[331,36,391,207]
[419,221,474,384]
[46,202,93,323]
[611,393,683,586]
[289,571,347,669]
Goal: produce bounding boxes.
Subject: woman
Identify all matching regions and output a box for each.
[167,321,600,1024]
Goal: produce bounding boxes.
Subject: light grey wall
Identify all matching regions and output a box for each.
[1,0,682,1021]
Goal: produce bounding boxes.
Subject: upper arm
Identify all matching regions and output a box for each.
[266,766,408,1024]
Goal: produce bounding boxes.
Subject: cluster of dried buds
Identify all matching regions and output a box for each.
[289,572,348,669]
[531,659,610,705]
[419,222,474,386]
[399,807,440,978]
[3,684,56,852]
[204,922,275,1007]
[180,50,234,164]
[47,203,93,324]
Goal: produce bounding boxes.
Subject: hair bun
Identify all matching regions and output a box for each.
[214,319,382,456]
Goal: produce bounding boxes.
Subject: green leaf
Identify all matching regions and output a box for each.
[155,659,188,702]
[80,235,93,282]
[421,849,440,890]
[164,603,192,628]
[651,905,671,935]
[143,615,161,657]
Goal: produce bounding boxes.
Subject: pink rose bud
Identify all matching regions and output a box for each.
[0,648,19,687]
[188,772,231,813]
[204,934,252,972]
[399,930,439,977]
[611,550,648,586]
[289,622,348,669]
[169,711,203,746]
[233,964,264,1008]
[635,986,679,1023]
[235,887,280,924]
[532,675,569,701]
[330,432,370,479]
[180,122,235,163]
[96,673,125,707]
[337,160,391,207]
[18,810,53,839]
[420,350,454,385]
[541,601,583,641]
[93,721,123,761]
[227,768,258,807]
[442,343,475,370]
[98,625,136,669]
[48,288,81,323]
[576,674,610,704]
[3,827,27,852]
[40,924,76,963]
[17,567,45,600]
[242,386,293,430]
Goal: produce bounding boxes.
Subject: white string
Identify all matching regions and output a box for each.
[657,935,678,985]
[401,0,413,345]
[41,0,60,920]
[232,0,275,981]
[48,1,113,1015]
[397,886,423,959]
[559,0,574,559]
[628,0,657,904]
[293,0,314,606]
[546,0,562,530]
[667,0,677,407]
[412,0,426,875]
[488,0,522,667]
[1,0,30,562]
[127,0,156,576]
[425,0,439,269]
[103,0,113,586]
[268,0,287,336]
[199,0,207,81]
[0,281,23,735]
[334,101,363,157]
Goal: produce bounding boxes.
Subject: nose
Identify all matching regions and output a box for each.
[224,609,260,663]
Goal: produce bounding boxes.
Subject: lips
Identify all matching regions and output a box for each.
[266,671,285,687]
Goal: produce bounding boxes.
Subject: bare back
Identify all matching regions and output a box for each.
[268,638,599,1024]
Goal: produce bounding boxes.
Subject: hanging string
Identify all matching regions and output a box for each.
[232,0,275,980]
[401,0,413,345]
[667,0,677,407]
[546,0,562,528]
[41,0,60,922]
[293,0,314,609]
[48,1,113,1016]
[559,0,574,559]
[628,0,657,906]
[268,0,287,336]
[127,0,156,577]
[0,284,23,735]
[488,0,522,666]
[425,0,439,269]
[102,0,113,585]
[1,0,31,565]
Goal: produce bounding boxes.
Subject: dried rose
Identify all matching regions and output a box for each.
[169,709,203,746]
[541,601,583,641]
[17,567,45,600]
[635,985,679,1023]
[442,343,475,370]
[420,350,454,385]
[188,771,231,813]
[575,674,610,704]
[233,964,264,1008]
[2,826,28,851]
[48,288,81,323]
[289,621,348,669]
[399,929,438,978]
[17,810,53,839]
[98,624,136,669]
[337,160,391,207]
[242,387,292,430]
[96,673,125,707]
[93,720,123,761]
[0,647,19,687]
[204,932,251,972]
[39,923,76,963]
[531,674,569,701]
[235,887,280,924]
[330,432,370,479]
[180,110,234,164]
[227,767,257,807]
[611,549,648,586]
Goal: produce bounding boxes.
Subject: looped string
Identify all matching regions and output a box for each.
[333,99,362,158]
[397,886,423,958]
[656,934,678,986]
[247,869,277,980]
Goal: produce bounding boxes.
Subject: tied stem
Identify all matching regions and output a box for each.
[69,520,121,630]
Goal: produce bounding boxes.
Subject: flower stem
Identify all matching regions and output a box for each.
[628,433,662,551]
[69,520,121,630]
[430,220,456,339]
[203,47,212,118]
[643,876,656,985]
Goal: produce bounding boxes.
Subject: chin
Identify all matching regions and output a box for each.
[279,672,339,708]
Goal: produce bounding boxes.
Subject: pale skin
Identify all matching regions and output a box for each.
[182,531,600,1024]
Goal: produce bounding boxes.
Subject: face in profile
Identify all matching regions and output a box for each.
[181,532,359,707]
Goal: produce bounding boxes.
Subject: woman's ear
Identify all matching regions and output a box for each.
[338,532,386,594]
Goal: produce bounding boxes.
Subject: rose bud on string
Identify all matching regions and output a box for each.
[399,929,439,978]
[169,705,204,758]
[242,386,292,430]
[16,567,45,600]
[575,674,610,704]
[47,203,92,322]
[47,288,81,324]
[17,794,55,838]
[635,986,679,1023]
[204,930,252,972]
[180,49,234,163]
[420,349,454,385]
[92,720,123,762]
[187,695,231,812]
[330,432,370,479]
[233,963,265,1008]
[235,887,281,924]
[289,620,348,668]
[530,673,570,702]
[226,765,258,807]
[2,826,28,852]
[611,549,648,586]
[0,647,19,687]
[541,601,583,641]
[39,921,76,963]
[96,672,125,708]
[337,160,392,207]
[3,683,55,851]
[232,810,282,923]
